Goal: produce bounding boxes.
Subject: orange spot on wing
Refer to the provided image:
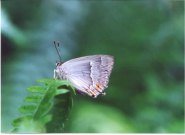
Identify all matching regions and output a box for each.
[95,83,103,92]
[86,88,97,97]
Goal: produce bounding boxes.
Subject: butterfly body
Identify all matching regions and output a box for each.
[54,55,114,98]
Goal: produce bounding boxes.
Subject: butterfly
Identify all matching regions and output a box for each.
[53,42,114,98]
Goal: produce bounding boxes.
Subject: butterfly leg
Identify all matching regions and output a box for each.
[54,69,57,79]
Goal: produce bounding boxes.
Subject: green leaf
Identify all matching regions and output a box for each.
[24,95,42,103]
[12,116,32,127]
[55,89,70,95]
[40,114,53,124]
[19,105,36,114]
[37,79,55,84]
[12,78,74,133]
[27,86,46,93]
[33,83,57,120]
[46,92,73,133]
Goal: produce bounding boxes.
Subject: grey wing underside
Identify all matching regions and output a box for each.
[60,55,114,97]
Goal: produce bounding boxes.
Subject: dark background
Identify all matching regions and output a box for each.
[1,0,184,133]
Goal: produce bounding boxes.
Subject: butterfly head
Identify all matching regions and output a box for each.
[56,61,63,67]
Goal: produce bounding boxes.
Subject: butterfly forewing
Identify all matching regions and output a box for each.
[55,55,114,98]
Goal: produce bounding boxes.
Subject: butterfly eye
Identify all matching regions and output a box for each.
[56,62,62,66]
[56,62,60,66]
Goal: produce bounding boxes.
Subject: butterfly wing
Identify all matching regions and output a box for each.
[56,55,114,98]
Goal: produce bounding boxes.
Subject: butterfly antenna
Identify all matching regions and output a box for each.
[54,41,62,62]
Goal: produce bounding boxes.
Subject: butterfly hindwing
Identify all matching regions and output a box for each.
[56,55,114,97]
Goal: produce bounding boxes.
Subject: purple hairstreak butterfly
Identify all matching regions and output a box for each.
[53,42,114,98]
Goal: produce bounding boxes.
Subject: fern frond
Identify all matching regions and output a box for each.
[12,79,75,133]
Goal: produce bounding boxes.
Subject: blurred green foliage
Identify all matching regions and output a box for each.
[1,0,184,133]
